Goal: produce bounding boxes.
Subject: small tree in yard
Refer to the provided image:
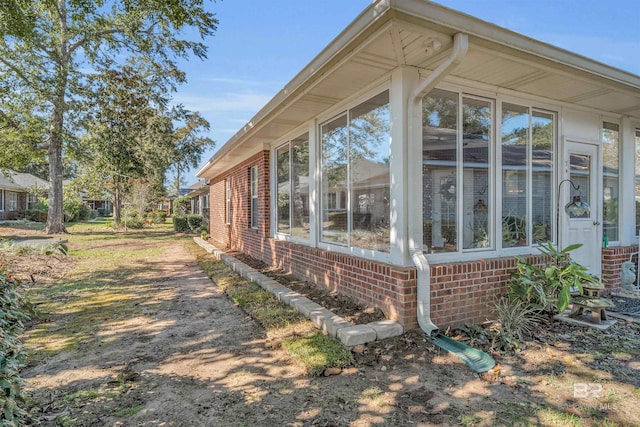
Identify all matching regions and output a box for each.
[120,178,154,230]
[173,196,191,216]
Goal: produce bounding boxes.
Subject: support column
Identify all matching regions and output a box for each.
[389,66,419,266]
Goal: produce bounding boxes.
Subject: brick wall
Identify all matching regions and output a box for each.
[264,239,418,329]
[207,153,638,330]
[429,255,547,329]
[602,245,639,294]
[209,151,270,251]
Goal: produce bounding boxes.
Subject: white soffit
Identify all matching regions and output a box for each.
[198,0,640,179]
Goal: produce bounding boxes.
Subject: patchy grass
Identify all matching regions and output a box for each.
[283,332,352,376]
[189,242,352,376]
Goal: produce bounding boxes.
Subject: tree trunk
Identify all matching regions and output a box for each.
[113,187,122,225]
[44,104,66,234]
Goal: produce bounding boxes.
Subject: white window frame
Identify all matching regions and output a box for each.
[421,84,559,263]
[0,190,4,212]
[250,166,258,229]
[602,119,621,245]
[225,178,231,225]
[8,191,17,211]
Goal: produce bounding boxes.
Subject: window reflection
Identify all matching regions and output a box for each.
[320,90,390,252]
[602,122,619,241]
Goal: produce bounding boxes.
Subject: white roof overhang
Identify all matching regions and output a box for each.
[198,0,640,180]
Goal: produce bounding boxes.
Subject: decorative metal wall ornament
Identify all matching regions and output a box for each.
[439,174,456,201]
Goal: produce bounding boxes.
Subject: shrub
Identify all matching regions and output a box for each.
[172,196,191,216]
[0,263,31,424]
[173,215,203,233]
[508,241,600,312]
[151,211,168,224]
[493,297,541,342]
[63,198,91,222]
[124,216,145,229]
[96,208,113,217]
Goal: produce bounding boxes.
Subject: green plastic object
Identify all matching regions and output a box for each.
[428,333,495,373]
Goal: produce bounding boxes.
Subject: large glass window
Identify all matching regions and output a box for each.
[320,90,390,252]
[225,178,231,225]
[250,166,258,229]
[501,103,529,247]
[636,128,640,236]
[422,90,494,252]
[501,104,554,247]
[602,122,620,241]
[422,89,459,253]
[423,89,555,255]
[463,96,492,249]
[531,111,554,243]
[276,145,291,234]
[276,133,310,239]
[8,191,17,211]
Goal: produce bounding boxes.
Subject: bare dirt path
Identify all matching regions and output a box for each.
[24,241,313,426]
[8,225,639,426]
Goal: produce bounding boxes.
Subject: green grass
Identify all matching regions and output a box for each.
[282,331,352,376]
[113,405,144,417]
[189,242,352,376]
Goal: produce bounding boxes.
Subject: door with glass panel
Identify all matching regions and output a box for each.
[563,141,601,277]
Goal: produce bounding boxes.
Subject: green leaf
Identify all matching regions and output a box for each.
[561,243,583,253]
[557,286,571,312]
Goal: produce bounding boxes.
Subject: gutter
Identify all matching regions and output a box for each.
[407,32,468,336]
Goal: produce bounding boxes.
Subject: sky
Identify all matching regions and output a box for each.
[175,0,640,186]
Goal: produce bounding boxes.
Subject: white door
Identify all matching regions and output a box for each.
[562,141,601,277]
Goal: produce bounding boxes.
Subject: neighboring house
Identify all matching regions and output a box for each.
[166,187,193,214]
[197,0,640,332]
[0,171,49,220]
[186,181,210,216]
[186,181,210,229]
[76,189,112,214]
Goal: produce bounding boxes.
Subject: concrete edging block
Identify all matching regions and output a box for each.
[296,300,324,317]
[323,315,353,338]
[337,325,377,346]
[368,320,404,340]
[308,308,335,330]
[193,238,399,346]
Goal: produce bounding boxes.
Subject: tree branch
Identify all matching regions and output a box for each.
[0,56,44,87]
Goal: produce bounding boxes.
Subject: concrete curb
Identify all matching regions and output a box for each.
[193,237,404,346]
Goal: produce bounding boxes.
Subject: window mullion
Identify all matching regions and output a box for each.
[527,109,533,246]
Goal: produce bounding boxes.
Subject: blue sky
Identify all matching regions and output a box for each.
[175,0,640,186]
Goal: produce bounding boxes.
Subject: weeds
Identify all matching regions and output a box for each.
[493,297,541,341]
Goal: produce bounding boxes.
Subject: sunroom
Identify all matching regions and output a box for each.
[198,0,640,329]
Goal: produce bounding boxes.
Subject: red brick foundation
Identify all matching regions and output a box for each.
[429,255,547,329]
[602,245,639,294]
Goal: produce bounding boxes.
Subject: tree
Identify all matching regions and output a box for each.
[0,1,217,233]
[76,62,213,226]
[169,172,187,197]
[166,107,215,194]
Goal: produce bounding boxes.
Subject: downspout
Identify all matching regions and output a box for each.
[408,33,468,336]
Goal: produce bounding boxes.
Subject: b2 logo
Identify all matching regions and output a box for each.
[573,383,602,398]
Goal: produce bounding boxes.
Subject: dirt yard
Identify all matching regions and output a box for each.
[1,222,639,426]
